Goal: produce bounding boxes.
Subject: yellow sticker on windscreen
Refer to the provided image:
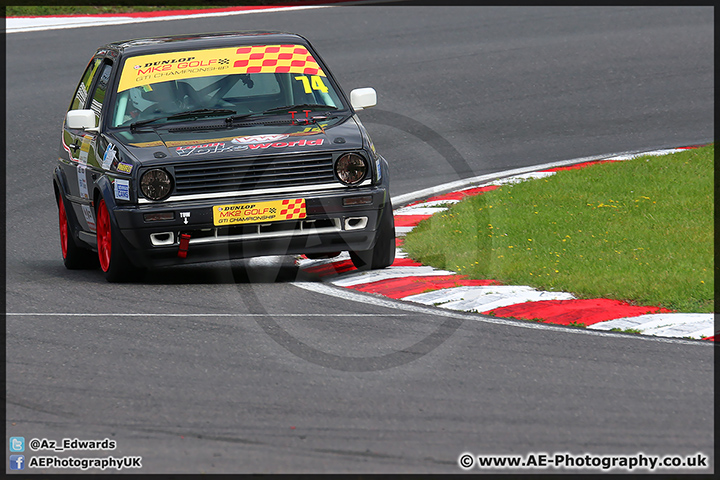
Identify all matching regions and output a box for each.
[118,45,326,93]
[213,198,306,226]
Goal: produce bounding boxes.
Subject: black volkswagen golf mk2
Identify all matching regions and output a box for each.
[54,32,395,282]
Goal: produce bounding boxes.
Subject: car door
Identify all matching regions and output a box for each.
[82,59,115,233]
[61,56,114,234]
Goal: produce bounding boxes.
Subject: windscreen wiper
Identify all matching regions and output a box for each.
[224,104,341,127]
[130,108,236,130]
[260,104,339,115]
[224,111,266,125]
[225,105,338,125]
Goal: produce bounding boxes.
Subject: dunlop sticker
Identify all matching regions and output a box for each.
[118,45,326,93]
[213,198,306,226]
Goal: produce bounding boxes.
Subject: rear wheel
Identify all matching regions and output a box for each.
[57,196,96,269]
[96,199,139,282]
[350,200,396,271]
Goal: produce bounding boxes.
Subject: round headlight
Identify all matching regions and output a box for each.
[335,153,368,185]
[140,168,173,201]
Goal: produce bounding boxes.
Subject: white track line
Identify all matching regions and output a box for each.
[6,6,331,33]
[6,313,407,317]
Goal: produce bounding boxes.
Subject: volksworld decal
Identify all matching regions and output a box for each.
[175,135,324,157]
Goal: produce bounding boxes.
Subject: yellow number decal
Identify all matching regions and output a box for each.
[295,75,329,94]
[311,75,329,93]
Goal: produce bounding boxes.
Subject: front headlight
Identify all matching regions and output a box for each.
[140,168,173,201]
[335,153,368,185]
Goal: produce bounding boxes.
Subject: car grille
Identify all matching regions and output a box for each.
[172,152,336,196]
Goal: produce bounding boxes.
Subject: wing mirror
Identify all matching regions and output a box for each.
[66,109,99,132]
[350,87,377,111]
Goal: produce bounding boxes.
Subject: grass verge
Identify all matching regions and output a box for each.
[5,2,294,17]
[403,145,714,313]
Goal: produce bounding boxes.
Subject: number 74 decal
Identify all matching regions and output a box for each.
[294,75,329,94]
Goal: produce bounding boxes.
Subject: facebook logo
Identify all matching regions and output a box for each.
[9,455,25,470]
[9,437,24,452]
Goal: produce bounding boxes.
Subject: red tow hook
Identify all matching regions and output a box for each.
[178,234,191,258]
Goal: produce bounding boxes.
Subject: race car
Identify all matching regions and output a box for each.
[54,31,395,282]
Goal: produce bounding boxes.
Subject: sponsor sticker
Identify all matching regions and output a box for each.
[78,135,92,164]
[81,204,96,231]
[175,142,247,157]
[213,198,306,226]
[114,179,130,201]
[77,164,89,200]
[102,144,116,170]
[131,128,324,149]
[116,162,133,174]
[232,134,288,144]
[174,136,324,156]
[237,137,324,150]
[118,45,326,93]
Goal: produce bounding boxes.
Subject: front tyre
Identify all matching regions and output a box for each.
[350,200,396,271]
[58,196,97,269]
[96,199,140,282]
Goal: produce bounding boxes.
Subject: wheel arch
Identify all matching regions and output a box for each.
[52,166,69,204]
[53,166,84,244]
[93,175,144,270]
[93,175,116,219]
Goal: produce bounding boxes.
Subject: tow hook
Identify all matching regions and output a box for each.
[178,234,191,258]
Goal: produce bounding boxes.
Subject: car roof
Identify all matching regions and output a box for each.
[101,31,311,57]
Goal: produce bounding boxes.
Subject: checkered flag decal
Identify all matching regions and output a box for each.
[279,199,306,220]
[233,45,325,76]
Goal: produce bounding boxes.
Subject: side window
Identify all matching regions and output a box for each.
[89,61,113,125]
[70,57,102,111]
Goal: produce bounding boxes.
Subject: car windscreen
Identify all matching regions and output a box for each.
[110,45,345,128]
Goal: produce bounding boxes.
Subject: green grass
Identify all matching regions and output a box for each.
[404,145,714,313]
[5,2,293,17]
[610,327,642,334]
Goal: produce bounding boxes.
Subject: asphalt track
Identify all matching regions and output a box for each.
[5,5,715,474]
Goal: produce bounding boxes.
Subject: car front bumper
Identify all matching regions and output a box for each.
[111,186,390,268]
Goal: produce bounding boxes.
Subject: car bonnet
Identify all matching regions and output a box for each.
[108,117,366,165]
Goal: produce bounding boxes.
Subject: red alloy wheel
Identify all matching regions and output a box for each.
[96,199,112,272]
[58,199,69,259]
